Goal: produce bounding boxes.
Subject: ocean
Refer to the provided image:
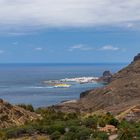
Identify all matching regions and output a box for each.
[0,63,127,108]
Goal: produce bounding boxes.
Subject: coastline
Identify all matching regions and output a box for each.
[0,63,125,108]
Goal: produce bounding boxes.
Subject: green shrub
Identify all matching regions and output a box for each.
[136,127,140,137]
[83,117,97,129]
[6,127,26,138]
[0,131,7,140]
[50,131,61,140]
[66,119,81,126]
[69,125,81,133]
[107,117,119,127]
[64,113,78,120]
[62,132,76,140]
[24,125,35,135]
[47,124,65,134]
[118,120,135,140]
[92,131,108,140]
[98,119,106,127]
[17,104,34,112]
[75,128,92,140]
[104,113,119,127]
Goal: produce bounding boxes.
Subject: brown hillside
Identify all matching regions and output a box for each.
[0,99,40,128]
[52,53,140,118]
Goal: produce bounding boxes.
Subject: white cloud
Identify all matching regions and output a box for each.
[0,0,139,31]
[100,45,119,51]
[35,47,43,51]
[69,44,93,51]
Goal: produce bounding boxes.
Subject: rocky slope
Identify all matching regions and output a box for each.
[0,99,40,128]
[52,53,140,120]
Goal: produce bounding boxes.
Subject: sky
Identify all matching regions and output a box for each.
[0,0,140,63]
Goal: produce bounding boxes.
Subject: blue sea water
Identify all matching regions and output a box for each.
[0,63,127,108]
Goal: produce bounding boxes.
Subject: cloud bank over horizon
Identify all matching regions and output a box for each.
[0,0,140,31]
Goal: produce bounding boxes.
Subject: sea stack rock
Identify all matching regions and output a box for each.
[99,70,112,83]
[103,71,112,77]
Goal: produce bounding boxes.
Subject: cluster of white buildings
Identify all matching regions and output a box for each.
[61,77,99,84]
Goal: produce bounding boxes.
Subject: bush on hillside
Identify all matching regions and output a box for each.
[17,104,34,112]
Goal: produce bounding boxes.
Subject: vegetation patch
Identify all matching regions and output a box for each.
[0,106,140,140]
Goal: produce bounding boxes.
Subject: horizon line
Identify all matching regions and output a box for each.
[0,62,129,65]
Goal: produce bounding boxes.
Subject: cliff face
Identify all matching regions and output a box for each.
[0,99,40,128]
[53,54,140,119]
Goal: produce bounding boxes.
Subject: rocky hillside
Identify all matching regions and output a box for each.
[0,99,40,128]
[53,53,140,120]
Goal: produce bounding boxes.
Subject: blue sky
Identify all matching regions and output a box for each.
[0,0,139,63]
